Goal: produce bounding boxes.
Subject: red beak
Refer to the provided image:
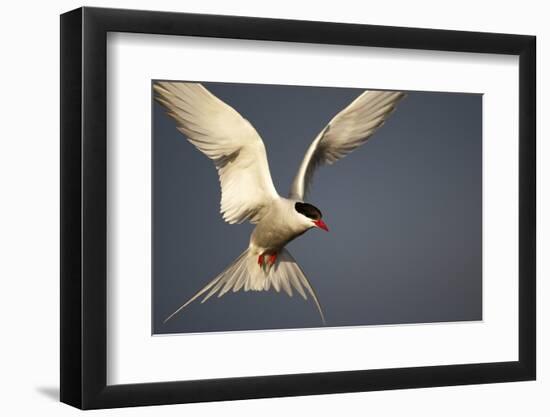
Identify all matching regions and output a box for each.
[313,219,329,232]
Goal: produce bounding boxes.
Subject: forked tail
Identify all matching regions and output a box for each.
[163,248,325,324]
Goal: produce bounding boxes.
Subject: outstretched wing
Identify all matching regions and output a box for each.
[154,81,279,224]
[289,90,405,200]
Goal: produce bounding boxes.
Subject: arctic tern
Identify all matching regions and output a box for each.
[154,82,405,324]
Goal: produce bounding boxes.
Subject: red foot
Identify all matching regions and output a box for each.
[267,253,277,266]
[258,253,277,268]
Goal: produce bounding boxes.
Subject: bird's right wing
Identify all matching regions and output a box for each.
[154,81,279,224]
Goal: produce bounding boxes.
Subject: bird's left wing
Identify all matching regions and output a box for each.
[289,90,405,200]
[154,82,279,224]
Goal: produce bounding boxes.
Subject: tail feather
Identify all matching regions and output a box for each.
[290,256,326,324]
[163,248,325,324]
[218,255,248,298]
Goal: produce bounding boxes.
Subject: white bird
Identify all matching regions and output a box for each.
[154,82,405,324]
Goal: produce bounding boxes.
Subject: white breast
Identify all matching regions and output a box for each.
[249,197,312,254]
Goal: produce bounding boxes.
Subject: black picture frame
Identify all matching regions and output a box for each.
[60,6,536,410]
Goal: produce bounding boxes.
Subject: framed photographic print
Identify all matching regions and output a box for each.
[60,6,536,409]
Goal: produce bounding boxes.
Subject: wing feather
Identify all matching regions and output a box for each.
[289,90,405,200]
[154,81,279,224]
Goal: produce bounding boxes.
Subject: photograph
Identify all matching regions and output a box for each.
[152,81,482,335]
[53,3,538,412]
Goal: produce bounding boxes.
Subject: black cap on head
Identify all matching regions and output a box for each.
[295,202,322,220]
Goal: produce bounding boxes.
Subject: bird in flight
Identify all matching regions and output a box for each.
[154,82,405,324]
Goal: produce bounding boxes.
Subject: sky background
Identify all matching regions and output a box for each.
[152,81,482,335]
